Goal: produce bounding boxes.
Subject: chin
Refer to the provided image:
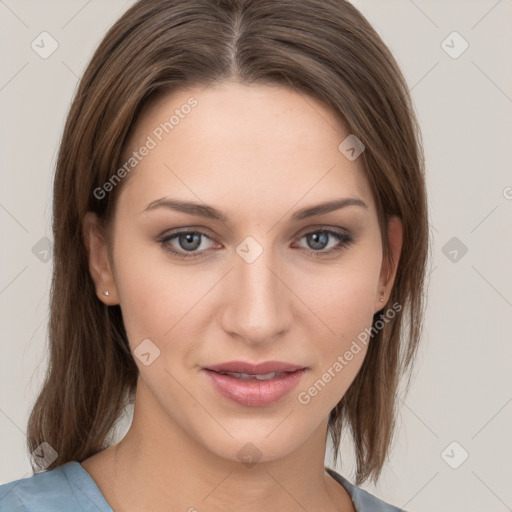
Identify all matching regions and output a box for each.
[189,416,319,467]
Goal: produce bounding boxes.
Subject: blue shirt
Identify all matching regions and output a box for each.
[0,462,406,511]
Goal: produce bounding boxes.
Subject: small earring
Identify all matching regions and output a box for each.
[103,290,110,296]
[380,297,384,302]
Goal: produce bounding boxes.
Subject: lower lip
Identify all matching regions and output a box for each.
[202,369,306,407]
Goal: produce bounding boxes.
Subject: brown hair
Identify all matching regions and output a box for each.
[27,0,429,485]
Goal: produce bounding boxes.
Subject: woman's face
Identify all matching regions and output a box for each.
[86,81,401,464]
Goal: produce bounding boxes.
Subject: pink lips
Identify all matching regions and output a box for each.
[202,360,306,407]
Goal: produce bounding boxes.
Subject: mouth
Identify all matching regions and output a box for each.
[207,370,291,381]
[202,361,307,407]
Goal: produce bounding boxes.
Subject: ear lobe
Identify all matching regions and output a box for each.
[83,212,119,305]
[376,216,403,311]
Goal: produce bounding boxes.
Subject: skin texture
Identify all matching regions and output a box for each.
[82,81,402,512]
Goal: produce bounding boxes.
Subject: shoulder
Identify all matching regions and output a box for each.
[0,461,112,512]
[326,467,408,512]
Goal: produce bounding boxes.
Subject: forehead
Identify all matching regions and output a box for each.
[116,82,374,220]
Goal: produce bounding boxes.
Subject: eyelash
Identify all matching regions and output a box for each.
[158,228,355,260]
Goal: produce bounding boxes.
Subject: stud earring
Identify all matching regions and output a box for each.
[103,290,110,296]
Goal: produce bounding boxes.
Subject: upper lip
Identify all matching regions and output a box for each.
[204,360,306,375]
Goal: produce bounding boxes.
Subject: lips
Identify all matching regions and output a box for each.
[204,360,306,375]
[202,360,307,407]
[214,371,287,381]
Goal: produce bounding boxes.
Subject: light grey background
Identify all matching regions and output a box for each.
[1,1,511,511]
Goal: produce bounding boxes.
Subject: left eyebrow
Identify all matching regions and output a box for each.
[140,196,368,222]
[290,197,368,221]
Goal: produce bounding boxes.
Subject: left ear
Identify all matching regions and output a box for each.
[375,215,403,312]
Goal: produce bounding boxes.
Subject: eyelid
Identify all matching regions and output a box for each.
[294,224,352,238]
[292,227,355,256]
[158,225,355,259]
[158,228,220,258]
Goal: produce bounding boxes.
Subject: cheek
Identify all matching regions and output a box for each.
[112,235,217,358]
[304,273,374,358]
[113,223,381,364]
[298,256,380,344]
[111,234,175,344]
[293,256,381,407]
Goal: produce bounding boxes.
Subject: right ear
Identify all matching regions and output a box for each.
[83,212,120,305]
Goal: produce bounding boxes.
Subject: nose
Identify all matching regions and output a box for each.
[220,242,292,346]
